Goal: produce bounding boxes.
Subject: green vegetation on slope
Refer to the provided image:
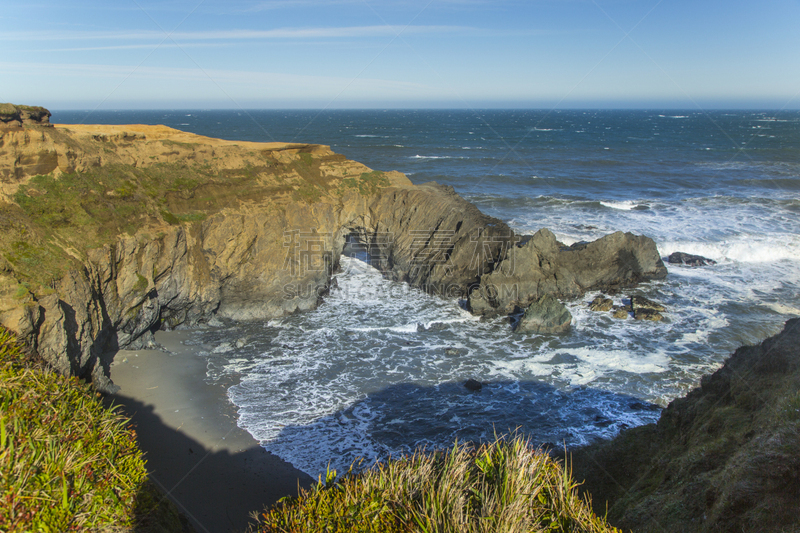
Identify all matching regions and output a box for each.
[13,162,259,238]
[2,162,259,289]
[252,435,620,533]
[2,145,389,292]
[339,171,390,197]
[573,318,800,533]
[0,328,183,532]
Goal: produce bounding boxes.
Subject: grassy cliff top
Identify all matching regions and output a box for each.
[252,435,621,533]
[0,123,407,293]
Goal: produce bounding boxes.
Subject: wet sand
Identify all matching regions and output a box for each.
[108,330,313,533]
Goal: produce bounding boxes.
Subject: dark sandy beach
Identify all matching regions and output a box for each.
[108,330,313,533]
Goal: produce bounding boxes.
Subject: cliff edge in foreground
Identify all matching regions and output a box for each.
[573,318,800,533]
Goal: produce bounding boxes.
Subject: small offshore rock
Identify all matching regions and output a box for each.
[235,337,247,348]
[516,294,572,334]
[631,296,665,321]
[634,308,664,321]
[464,379,483,392]
[589,295,614,312]
[631,295,666,312]
[668,251,717,267]
[612,306,629,319]
[445,347,460,356]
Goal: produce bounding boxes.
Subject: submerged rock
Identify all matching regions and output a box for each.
[515,294,572,334]
[464,379,483,392]
[668,251,717,267]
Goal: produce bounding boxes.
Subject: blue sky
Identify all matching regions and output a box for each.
[2,0,799,109]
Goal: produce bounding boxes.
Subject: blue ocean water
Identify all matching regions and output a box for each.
[54,109,800,476]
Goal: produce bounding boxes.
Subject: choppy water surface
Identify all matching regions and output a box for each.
[55,109,800,476]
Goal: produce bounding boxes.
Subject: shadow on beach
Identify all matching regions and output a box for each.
[110,394,314,533]
[107,334,659,532]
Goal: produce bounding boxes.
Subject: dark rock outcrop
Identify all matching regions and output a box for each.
[573,318,800,533]
[668,251,716,267]
[0,103,52,127]
[347,183,514,299]
[589,295,614,312]
[515,294,572,334]
[464,379,483,392]
[469,228,667,316]
[631,295,665,321]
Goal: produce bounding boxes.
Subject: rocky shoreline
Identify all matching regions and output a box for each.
[0,108,665,392]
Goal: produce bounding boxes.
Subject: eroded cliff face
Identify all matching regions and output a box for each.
[0,120,521,390]
[0,115,667,391]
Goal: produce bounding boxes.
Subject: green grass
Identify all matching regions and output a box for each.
[340,171,390,197]
[4,162,258,289]
[0,328,158,531]
[298,153,314,167]
[252,434,620,533]
[293,183,324,203]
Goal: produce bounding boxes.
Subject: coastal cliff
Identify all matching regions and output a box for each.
[0,106,665,392]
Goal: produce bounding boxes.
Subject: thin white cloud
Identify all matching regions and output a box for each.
[0,25,474,42]
[243,0,507,10]
[244,0,358,11]
[33,43,228,52]
[0,60,429,91]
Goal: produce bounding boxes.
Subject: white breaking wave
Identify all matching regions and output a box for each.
[766,303,800,315]
[600,200,648,211]
[659,236,800,264]
[187,253,785,477]
[411,155,467,160]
